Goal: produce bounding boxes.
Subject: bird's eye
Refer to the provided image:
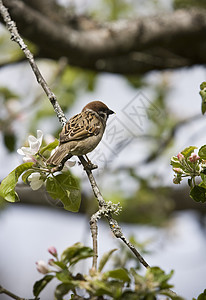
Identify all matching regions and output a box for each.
[99,112,106,119]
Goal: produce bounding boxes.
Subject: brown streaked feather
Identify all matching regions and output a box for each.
[60,110,102,144]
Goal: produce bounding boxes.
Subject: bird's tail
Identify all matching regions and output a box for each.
[47,144,72,166]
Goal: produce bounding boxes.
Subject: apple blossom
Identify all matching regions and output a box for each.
[189,152,200,163]
[36,260,50,274]
[17,130,43,162]
[28,172,44,190]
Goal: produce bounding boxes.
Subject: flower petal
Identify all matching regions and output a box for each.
[30,180,44,190]
[17,148,25,155]
[62,160,76,171]
[29,141,40,154]
[28,135,37,144]
[23,156,36,163]
[19,146,34,156]
[28,172,41,181]
[28,172,44,190]
[37,130,43,145]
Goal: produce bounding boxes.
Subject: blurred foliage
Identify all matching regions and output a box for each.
[173,0,206,9]
[0,86,20,152]
[113,235,151,269]
[34,243,184,300]
[0,29,37,64]
[107,180,174,226]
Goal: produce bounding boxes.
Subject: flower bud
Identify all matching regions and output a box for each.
[48,246,57,257]
[173,168,183,174]
[173,176,182,184]
[177,152,184,162]
[36,260,50,274]
[48,258,55,266]
[189,153,200,163]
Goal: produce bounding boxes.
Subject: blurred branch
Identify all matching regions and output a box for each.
[143,114,202,164]
[0,0,150,270]
[0,284,38,300]
[1,0,206,74]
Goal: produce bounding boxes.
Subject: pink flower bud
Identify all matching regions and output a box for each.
[177,152,184,161]
[173,168,183,174]
[48,246,57,257]
[189,153,200,163]
[36,260,49,274]
[48,258,55,266]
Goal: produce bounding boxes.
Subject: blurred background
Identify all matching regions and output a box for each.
[1,0,206,299]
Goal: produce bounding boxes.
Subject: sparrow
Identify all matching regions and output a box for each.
[47,101,114,170]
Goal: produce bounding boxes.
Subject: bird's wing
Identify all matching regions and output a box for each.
[60,110,102,144]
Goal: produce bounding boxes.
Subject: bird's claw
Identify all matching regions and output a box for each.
[84,162,98,171]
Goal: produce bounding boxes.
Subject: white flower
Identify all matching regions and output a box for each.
[63,160,76,170]
[36,260,50,274]
[17,130,43,161]
[28,172,44,190]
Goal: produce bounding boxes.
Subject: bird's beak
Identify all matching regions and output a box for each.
[108,109,115,115]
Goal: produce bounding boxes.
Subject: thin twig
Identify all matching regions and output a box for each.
[90,212,99,270]
[0,0,150,270]
[0,285,38,300]
[79,156,150,269]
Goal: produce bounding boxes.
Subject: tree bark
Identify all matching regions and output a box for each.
[1,0,206,74]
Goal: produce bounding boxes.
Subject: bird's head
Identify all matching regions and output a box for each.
[82,101,114,123]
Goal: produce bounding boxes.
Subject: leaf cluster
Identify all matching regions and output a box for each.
[171,145,206,203]
[0,139,81,212]
[34,243,183,300]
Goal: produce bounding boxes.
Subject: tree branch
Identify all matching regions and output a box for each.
[0,285,38,300]
[1,0,206,74]
[0,0,149,272]
[79,156,150,269]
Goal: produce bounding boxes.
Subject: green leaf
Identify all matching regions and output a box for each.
[200,83,206,114]
[92,280,114,297]
[0,86,19,100]
[190,185,206,203]
[54,283,75,300]
[56,270,72,283]
[3,132,16,152]
[46,171,81,212]
[33,275,54,297]
[104,268,131,283]
[198,145,206,159]
[188,178,192,188]
[159,289,184,300]
[40,139,59,155]
[52,261,67,270]
[22,169,35,184]
[0,162,34,202]
[197,289,206,300]
[199,174,206,189]
[181,146,197,158]
[147,267,173,290]
[200,82,206,90]
[98,248,117,272]
[61,242,94,266]
[170,156,182,168]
